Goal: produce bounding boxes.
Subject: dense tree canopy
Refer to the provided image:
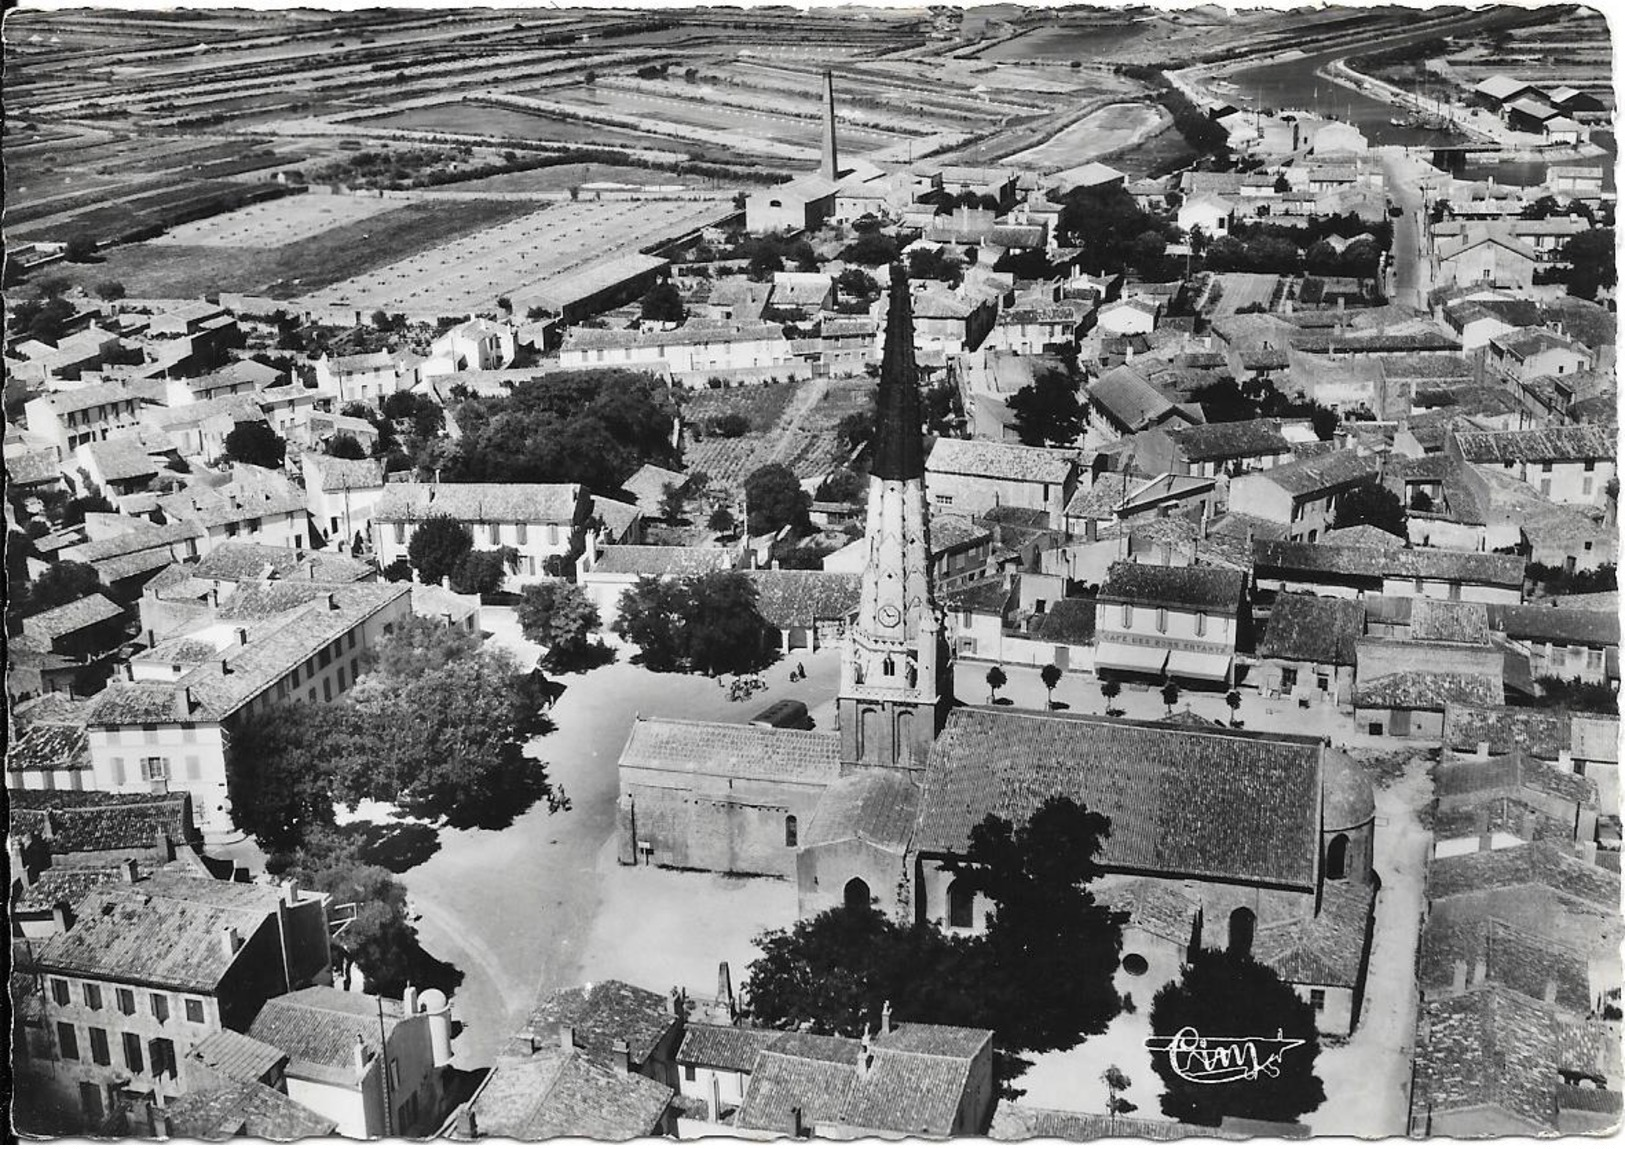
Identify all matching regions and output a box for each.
[1332,484,1406,538]
[908,247,964,287]
[517,581,603,669]
[445,369,678,493]
[7,560,108,630]
[613,571,773,674]
[407,515,474,586]
[744,462,811,535]
[449,547,515,596]
[1561,228,1616,300]
[1057,184,1177,275]
[1008,365,1086,447]
[1149,947,1326,1125]
[223,420,286,469]
[327,433,367,460]
[640,281,686,324]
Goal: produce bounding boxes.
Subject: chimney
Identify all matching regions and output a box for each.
[235,627,249,647]
[220,657,232,676]
[155,827,175,862]
[1558,749,1574,772]
[52,904,73,932]
[1451,959,1468,992]
[612,1038,630,1076]
[667,987,682,1018]
[145,628,156,648]
[220,925,241,960]
[281,877,299,906]
[122,858,140,883]
[880,1001,892,1035]
[860,1026,874,1074]
[1472,956,1488,986]
[819,70,839,183]
[558,1024,575,1052]
[9,840,33,889]
[791,1106,807,1140]
[1476,740,1490,759]
[403,985,418,1015]
[717,962,735,1018]
[326,592,339,612]
[1543,979,1559,1004]
[353,1035,370,1078]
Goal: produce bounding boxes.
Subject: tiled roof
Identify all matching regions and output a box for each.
[190,542,372,585]
[164,1079,337,1140]
[156,468,308,529]
[513,979,678,1070]
[1442,703,1573,759]
[678,1025,859,1073]
[6,723,91,776]
[803,768,919,850]
[376,481,581,525]
[563,321,786,352]
[1166,418,1290,461]
[1436,749,1597,808]
[8,791,193,854]
[67,518,201,562]
[1030,596,1097,645]
[34,380,135,415]
[591,545,733,577]
[1490,604,1618,647]
[1355,668,1502,710]
[459,1048,674,1140]
[1088,367,1176,432]
[927,437,1075,483]
[1454,424,1616,464]
[1253,878,1375,988]
[20,593,123,642]
[187,1028,290,1085]
[874,1022,990,1059]
[1257,593,1364,665]
[1064,472,1136,519]
[837,1045,976,1136]
[1098,561,1244,613]
[1419,914,1593,1014]
[248,986,405,1077]
[1409,599,1491,645]
[1426,841,1620,908]
[734,1051,856,1134]
[619,717,841,785]
[916,708,1324,888]
[1253,539,1526,587]
[302,453,386,491]
[34,876,283,991]
[1251,449,1379,496]
[745,570,861,629]
[619,463,688,511]
[83,431,173,482]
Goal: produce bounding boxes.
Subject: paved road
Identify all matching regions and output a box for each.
[1377,146,1436,309]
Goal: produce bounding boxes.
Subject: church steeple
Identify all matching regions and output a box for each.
[838,267,950,771]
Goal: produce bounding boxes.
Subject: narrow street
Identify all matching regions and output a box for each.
[1378,146,1438,310]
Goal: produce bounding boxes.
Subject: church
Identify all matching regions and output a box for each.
[615,266,1377,1034]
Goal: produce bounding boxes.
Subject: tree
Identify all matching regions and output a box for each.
[1100,674,1121,716]
[64,234,99,263]
[1161,679,1180,716]
[300,852,421,996]
[1104,1066,1137,1124]
[360,614,482,680]
[986,665,1007,704]
[1149,948,1326,1125]
[94,280,126,301]
[496,295,513,313]
[1410,489,1434,512]
[640,281,686,324]
[517,581,603,668]
[449,547,513,595]
[223,420,286,469]
[839,232,901,266]
[1041,663,1062,709]
[744,463,809,535]
[1008,365,1085,447]
[835,267,881,304]
[707,506,736,535]
[60,489,114,527]
[225,702,339,850]
[1332,484,1406,537]
[7,560,105,627]
[907,247,964,287]
[1561,228,1616,300]
[613,572,772,675]
[327,433,367,460]
[748,250,784,280]
[1225,689,1242,726]
[406,515,474,586]
[947,795,1125,1051]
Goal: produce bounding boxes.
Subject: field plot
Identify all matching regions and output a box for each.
[356,102,678,151]
[296,198,728,317]
[1208,272,1283,317]
[147,193,405,248]
[42,198,538,301]
[414,163,700,197]
[976,19,1168,63]
[1001,102,1168,169]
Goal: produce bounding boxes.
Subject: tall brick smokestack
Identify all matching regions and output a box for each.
[821,70,840,183]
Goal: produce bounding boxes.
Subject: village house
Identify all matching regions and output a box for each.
[1255,592,1365,706]
[16,874,333,1132]
[923,437,1077,525]
[1488,604,1619,687]
[81,581,412,835]
[559,322,802,386]
[155,467,312,556]
[1486,329,1595,385]
[1354,601,1506,738]
[1430,748,1601,857]
[57,519,205,602]
[1085,364,1195,443]
[312,351,422,408]
[374,482,589,588]
[421,317,515,377]
[1432,231,1538,292]
[1450,424,1616,508]
[19,593,126,662]
[1136,417,1294,479]
[1253,537,1527,604]
[254,382,334,439]
[744,569,861,655]
[300,454,387,550]
[1227,449,1382,543]
[907,286,998,360]
[745,173,839,234]
[183,360,282,404]
[246,985,453,1137]
[980,303,1089,355]
[139,543,374,641]
[1092,561,1245,685]
[24,382,145,455]
[73,429,181,501]
[140,394,264,462]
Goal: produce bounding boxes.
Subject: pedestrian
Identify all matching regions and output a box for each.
[796,662,806,680]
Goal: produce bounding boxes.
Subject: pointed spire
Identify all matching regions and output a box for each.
[871,265,923,482]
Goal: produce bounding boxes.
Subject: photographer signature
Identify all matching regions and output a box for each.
[1145,1027,1305,1084]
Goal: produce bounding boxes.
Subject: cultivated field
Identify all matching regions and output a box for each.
[43,198,539,301]
[412,163,701,197]
[296,198,729,317]
[1001,102,1169,169]
[356,102,679,151]
[147,193,406,248]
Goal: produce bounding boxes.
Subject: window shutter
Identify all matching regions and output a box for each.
[185,756,201,781]
[110,757,126,785]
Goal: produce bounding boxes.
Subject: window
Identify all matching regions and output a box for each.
[1584,477,1594,497]
[185,998,206,1024]
[516,522,528,545]
[89,1027,111,1066]
[141,757,169,782]
[117,988,136,1015]
[83,983,102,1011]
[948,879,975,929]
[336,667,346,691]
[1281,667,1299,691]
[1121,603,1133,628]
[1541,479,1552,497]
[389,1058,401,1090]
[57,1023,80,1061]
[1310,989,1326,1012]
[489,523,501,546]
[784,815,798,848]
[150,993,170,1023]
[150,1037,176,1079]
[1588,649,1603,671]
[1541,461,1553,473]
[1196,612,1207,637]
[347,631,357,652]
[50,978,72,1006]
[351,658,360,680]
[318,648,331,669]
[684,1065,697,1082]
[548,524,560,547]
[1156,607,1168,634]
[394,522,405,545]
[1584,460,1596,472]
[323,679,333,703]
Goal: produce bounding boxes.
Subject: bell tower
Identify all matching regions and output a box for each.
[838,266,951,771]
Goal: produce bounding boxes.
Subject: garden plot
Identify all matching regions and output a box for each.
[296,198,727,317]
[147,192,403,247]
